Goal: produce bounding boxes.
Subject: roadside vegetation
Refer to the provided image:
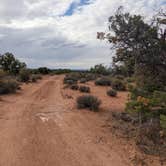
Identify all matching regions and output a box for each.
[97,7,166,157]
[77,95,101,111]
[0,53,43,95]
[62,7,166,159]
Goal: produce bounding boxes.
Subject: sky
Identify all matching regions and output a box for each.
[0,0,165,69]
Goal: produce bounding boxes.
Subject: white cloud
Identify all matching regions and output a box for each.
[0,0,165,69]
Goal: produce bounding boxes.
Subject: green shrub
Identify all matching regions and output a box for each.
[19,69,30,82]
[95,77,111,86]
[38,67,50,75]
[107,89,117,97]
[90,64,111,75]
[70,84,79,90]
[0,79,20,94]
[79,86,90,93]
[77,95,101,111]
[111,79,126,91]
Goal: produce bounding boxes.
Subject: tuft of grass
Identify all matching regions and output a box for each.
[77,95,101,111]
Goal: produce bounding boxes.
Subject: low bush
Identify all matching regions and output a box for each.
[31,74,42,82]
[111,79,126,91]
[80,78,87,83]
[0,79,20,94]
[64,79,77,85]
[70,84,79,90]
[79,86,90,93]
[77,95,101,111]
[19,69,30,82]
[107,89,117,97]
[84,73,97,81]
[63,74,78,85]
[95,77,111,86]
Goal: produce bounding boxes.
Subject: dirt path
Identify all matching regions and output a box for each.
[0,75,158,166]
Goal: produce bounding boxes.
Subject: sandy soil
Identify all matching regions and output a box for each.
[0,75,161,166]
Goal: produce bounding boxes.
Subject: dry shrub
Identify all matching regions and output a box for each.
[77,95,101,111]
[79,86,90,93]
[0,79,20,94]
[107,89,117,97]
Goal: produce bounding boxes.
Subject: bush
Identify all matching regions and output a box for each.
[79,86,90,93]
[64,79,77,85]
[107,89,117,97]
[19,69,30,82]
[95,77,111,86]
[63,75,78,85]
[0,79,20,94]
[90,64,111,75]
[126,77,135,83]
[70,84,79,90]
[31,74,42,82]
[77,95,101,111]
[38,67,50,75]
[111,79,126,91]
[80,78,87,83]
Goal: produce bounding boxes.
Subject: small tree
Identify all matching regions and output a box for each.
[0,53,26,75]
[90,64,111,75]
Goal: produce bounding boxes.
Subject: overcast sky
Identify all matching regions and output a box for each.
[0,0,165,69]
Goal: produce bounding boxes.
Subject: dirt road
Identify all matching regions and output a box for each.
[0,75,153,166]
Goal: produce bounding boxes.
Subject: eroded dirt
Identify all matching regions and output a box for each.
[0,75,161,166]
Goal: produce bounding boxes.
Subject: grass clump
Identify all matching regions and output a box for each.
[107,89,117,97]
[79,86,90,93]
[77,95,101,111]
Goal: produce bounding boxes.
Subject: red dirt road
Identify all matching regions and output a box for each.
[0,75,160,166]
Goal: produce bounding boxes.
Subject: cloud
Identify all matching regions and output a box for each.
[0,0,165,69]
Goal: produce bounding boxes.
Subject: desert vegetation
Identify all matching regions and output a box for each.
[97,7,166,157]
[77,95,101,111]
[0,4,165,166]
[0,53,43,94]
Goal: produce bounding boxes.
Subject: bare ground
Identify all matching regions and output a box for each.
[0,75,161,166]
